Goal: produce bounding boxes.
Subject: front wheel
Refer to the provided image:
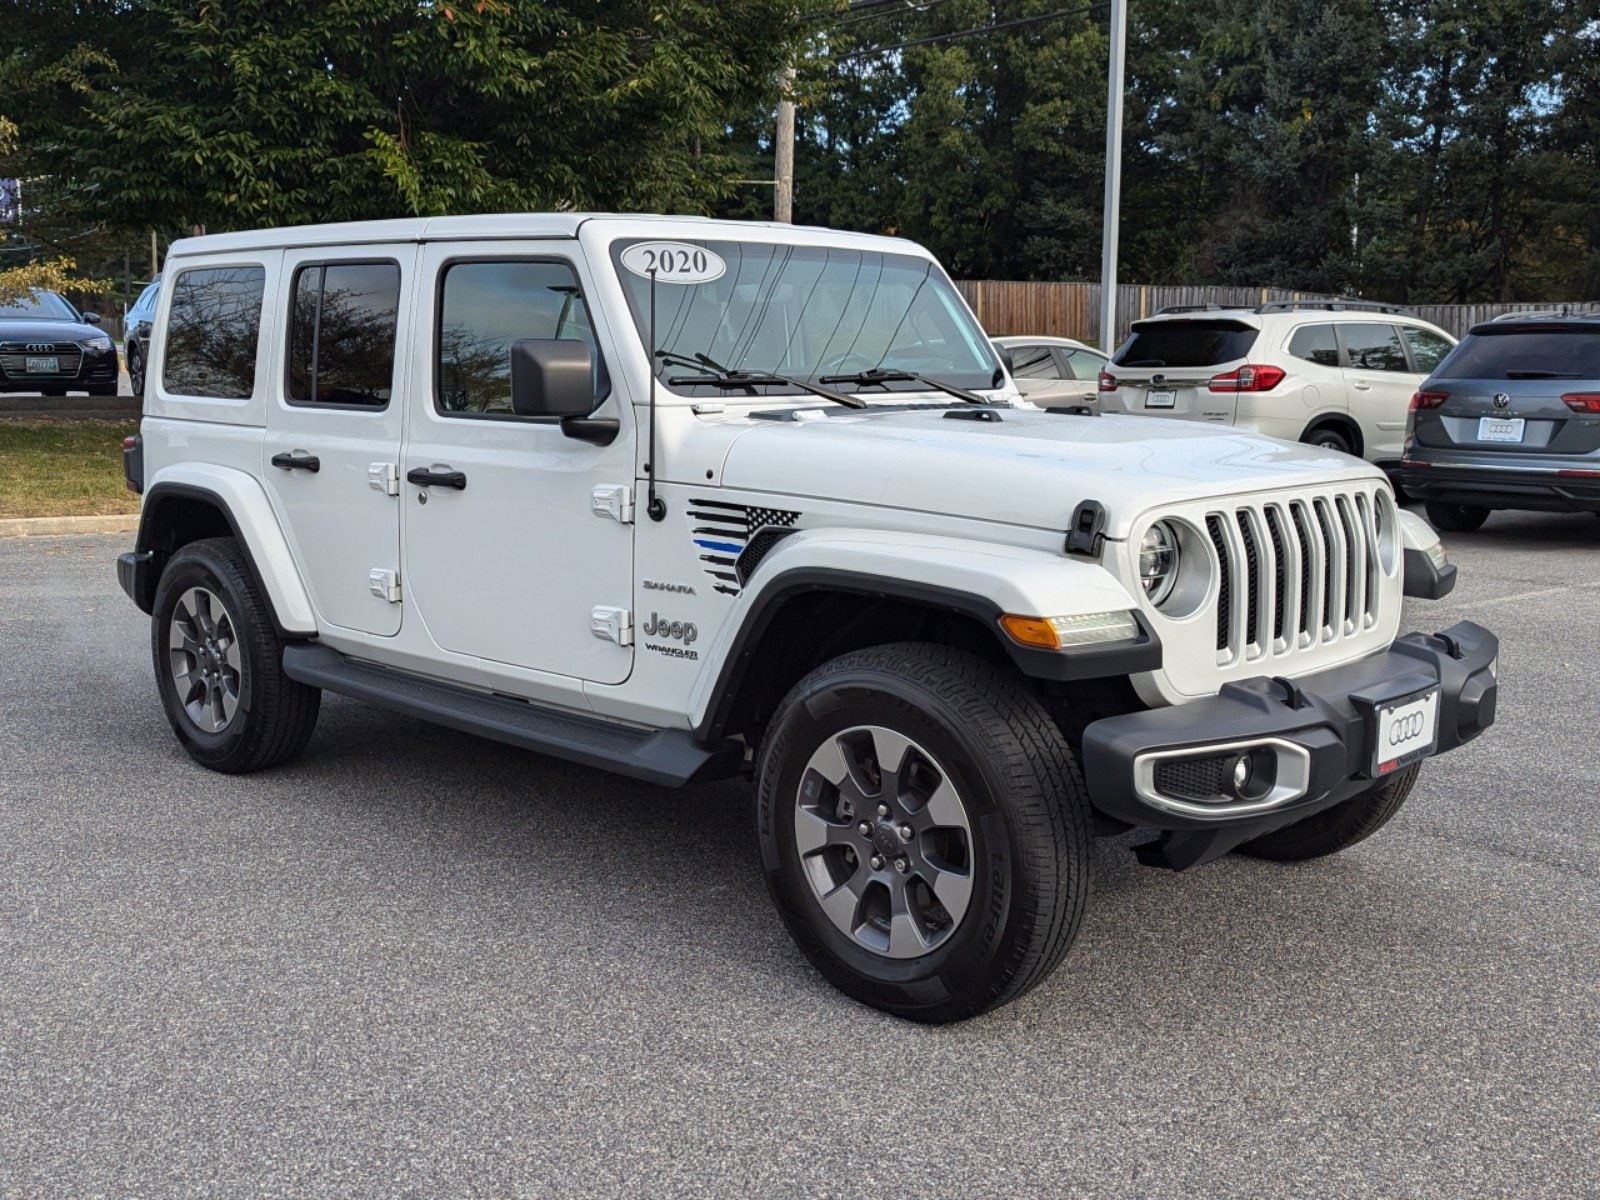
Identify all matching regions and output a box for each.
[756,644,1090,1023]
[1237,764,1421,862]
[152,537,321,774]
[128,345,146,398]
[1425,501,1490,533]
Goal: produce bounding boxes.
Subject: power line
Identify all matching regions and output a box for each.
[820,0,960,31]
[833,1,1110,61]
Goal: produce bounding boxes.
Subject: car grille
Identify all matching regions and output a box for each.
[0,342,85,379]
[1203,489,1388,663]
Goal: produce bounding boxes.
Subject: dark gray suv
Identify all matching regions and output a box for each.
[1397,314,1600,530]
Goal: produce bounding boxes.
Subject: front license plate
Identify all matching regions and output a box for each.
[24,356,58,374]
[1372,687,1440,776]
[1145,389,1176,409]
[1477,416,1525,443]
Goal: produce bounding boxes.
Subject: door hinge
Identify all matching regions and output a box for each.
[368,462,400,497]
[590,605,632,646]
[591,484,634,524]
[368,568,402,603]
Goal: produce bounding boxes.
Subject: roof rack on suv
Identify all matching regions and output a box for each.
[1490,309,1577,322]
[1153,303,1227,315]
[1254,300,1406,315]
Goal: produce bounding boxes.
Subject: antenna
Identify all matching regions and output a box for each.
[645,269,666,522]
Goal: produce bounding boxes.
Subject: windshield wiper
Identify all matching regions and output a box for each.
[1504,369,1582,379]
[818,367,988,404]
[660,351,865,409]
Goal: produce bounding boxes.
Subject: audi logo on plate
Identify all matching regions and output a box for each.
[1389,712,1427,744]
[25,343,55,354]
[1493,393,1512,409]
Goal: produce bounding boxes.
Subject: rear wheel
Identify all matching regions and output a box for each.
[1425,501,1490,532]
[152,537,320,773]
[1237,765,1421,862]
[756,643,1090,1023]
[1301,425,1354,455]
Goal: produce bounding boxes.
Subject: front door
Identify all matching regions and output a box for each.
[263,247,414,637]
[400,244,635,684]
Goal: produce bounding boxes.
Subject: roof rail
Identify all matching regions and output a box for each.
[1491,309,1568,322]
[1254,299,1406,315]
[1152,303,1226,315]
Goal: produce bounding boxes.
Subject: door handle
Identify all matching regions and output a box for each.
[406,466,468,491]
[1351,382,1372,391]
[271,451,321,473]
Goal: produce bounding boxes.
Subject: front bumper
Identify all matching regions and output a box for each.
[1396,461,1600,513]
[1080,621,1498,869]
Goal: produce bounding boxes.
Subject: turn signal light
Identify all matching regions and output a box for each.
[1561,393,1600,413]
[1098,370,1118,393]
[1410,390,1449,411]
[1000,611,1140,650]
[1207,364,1286,393]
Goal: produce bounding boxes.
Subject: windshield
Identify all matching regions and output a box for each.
[610,239,1002,395]
[0,290,78,321]
[1434,327,1600,381]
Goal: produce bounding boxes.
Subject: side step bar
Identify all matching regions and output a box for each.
[281,644,743,787]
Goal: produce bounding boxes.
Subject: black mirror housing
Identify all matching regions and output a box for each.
[83,311,102,326]
[510,339,598,419]
[991,341,1014,373]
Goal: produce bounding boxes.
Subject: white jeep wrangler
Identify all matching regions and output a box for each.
[118,215,1498,1022]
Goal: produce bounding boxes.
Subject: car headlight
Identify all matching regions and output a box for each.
[79,334,112,350]
[1139,521,1180,606]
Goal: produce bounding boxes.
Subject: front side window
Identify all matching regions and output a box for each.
[436,260,600,415]
[1401,326,1454,374]
[1341,323,1409,373]
[1009,345,1060,379]
[288,262,401,407]
[610,240,1001,394]
[1288,324,1340,368]
[130,279,161,322]
[162,266,265,399]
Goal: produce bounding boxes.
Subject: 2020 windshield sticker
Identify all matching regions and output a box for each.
[619,241,727,285]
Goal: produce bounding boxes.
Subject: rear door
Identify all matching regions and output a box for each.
[262,249,414,637]
[1107,318,1259,424]
[1337,322,1417,460]
[1008,343,1094,406]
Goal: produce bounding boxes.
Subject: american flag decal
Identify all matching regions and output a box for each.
[687,498,802,596]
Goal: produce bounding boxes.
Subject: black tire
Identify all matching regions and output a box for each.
[128,345,145,399]
[151,536,320,773]
[1302,425,1354,455]
[756,643,1090,1023]
[1237,764,1421,862]
[1425,501,1490,533]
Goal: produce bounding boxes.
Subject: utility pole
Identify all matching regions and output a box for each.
[774,66,796,223]
[1098,0,1128,353]
[149,229,158,279]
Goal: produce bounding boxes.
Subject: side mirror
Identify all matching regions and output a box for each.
[991,341,1015,374]
[82,311,102,326]
[509,338,617,445]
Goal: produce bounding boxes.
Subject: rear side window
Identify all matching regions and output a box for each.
[1434,327,1600,380]
[1009,345,1060,379]
[161,266,265,399]
[1060,348,1104,380]
[1288,324,1340,367]
[436,260,601,416]
[288,261,402,407]
[1401,326,1453,374]
[1340,323,1409,372]
[1114,320,1258,368]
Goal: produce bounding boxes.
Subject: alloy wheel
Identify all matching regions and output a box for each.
[168,586,243,733]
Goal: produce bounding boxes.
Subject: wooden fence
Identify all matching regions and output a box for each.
[954,280,1600,344]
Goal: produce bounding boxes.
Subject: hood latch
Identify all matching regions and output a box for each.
[1065,500,1107,558]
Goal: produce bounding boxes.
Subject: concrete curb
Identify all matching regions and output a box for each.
[0,514,139,538]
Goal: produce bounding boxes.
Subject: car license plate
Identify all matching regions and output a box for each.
[1145,389,1176,409]
[1477,416,1524,443]
[1372,687,1440,776]
[24,355,59,374]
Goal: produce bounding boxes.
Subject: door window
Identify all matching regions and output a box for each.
[1009,345,1061,379]
[435,260,601,416]
[1288,324,1340,367]
[1059,348,1106,380]
[1400,326,1453,374]
[162,266,265,399]
[287,262,402,407]
[1340,323,1410,372]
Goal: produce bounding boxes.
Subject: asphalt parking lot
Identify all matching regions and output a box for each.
[1,516,1595,1198]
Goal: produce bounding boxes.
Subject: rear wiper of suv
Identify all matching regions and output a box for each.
[1504,369,1582,379]
[660,351,865,409]
[818,367,987,404]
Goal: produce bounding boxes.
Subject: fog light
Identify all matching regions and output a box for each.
[1231,755,1251,790]
[1228,748,1277,802]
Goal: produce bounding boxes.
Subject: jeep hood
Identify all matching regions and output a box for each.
[715,406,1386,538]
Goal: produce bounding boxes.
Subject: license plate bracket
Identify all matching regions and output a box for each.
[1363,685,1441,777]
[1145,389,1176,409]
[1477,416,1525,443]
[24,355,59,374]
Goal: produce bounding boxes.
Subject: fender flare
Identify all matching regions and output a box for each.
[689,529,1159,739]
[136,464,318,635]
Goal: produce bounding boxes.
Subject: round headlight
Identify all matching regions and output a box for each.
[1139,521,1180,606]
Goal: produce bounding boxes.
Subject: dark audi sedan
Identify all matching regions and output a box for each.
[0,288,121,397]
[1397,313,1600,530]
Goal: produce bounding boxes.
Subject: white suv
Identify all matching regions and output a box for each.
[1098,302,1456,467]
[116,215,1496,1023]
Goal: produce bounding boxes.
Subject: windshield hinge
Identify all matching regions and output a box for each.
[1065,500,1107,558]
